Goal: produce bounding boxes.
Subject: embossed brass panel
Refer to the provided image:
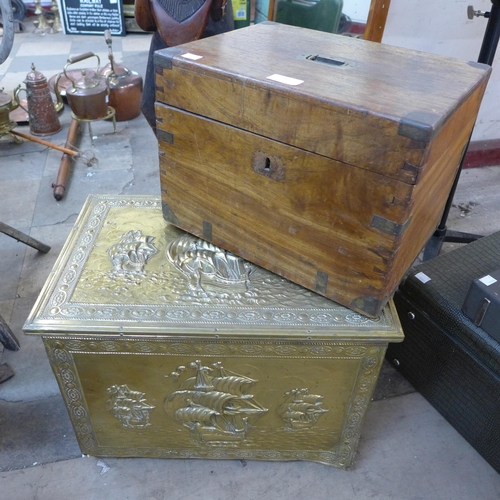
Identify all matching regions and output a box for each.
[25,195,403,468]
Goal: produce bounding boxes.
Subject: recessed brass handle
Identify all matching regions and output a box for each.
[306,54,346,67]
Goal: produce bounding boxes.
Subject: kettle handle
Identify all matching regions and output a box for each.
[52,73,64,113]
[104,29,112,47]
[67,52,100,66]
[103,30,116,74]
[13,85,28,114]
[63,52,101,88]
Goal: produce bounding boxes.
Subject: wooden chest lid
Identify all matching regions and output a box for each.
[23,195,402,341]
[154,22,491,182]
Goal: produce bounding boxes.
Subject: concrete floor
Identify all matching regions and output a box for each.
[1,20,500,500]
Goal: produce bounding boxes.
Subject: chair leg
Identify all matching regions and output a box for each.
[0,313,20,351]
[0,221,51,253]
[0,363,15,384]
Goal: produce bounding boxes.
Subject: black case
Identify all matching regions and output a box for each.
[387,231,500,473]
[462,268,500,343]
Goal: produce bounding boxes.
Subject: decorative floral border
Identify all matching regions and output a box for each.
[45,336,386,468]
[44,340,99,452]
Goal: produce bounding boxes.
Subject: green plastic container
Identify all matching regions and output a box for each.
[232,0,251,29]
[276,0,343,34]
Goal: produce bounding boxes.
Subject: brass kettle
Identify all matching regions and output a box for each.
[0,87,19,137]
[98,30,143,122]
[14,64,63,136]
[56,52,110,121]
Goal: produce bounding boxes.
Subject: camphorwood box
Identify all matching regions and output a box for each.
[153,22,491,317]
[24,195,403,468]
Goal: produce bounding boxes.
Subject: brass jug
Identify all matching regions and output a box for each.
[98,30,143,122]
[14,64,63,136]
[57,53,110,121]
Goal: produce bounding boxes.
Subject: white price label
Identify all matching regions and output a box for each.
[266,74,304,86]
[479,275,497,286]
[181,53,203,61]
[415,272,431,284]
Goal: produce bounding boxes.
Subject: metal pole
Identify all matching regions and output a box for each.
[423,0,500,261]
[479,0,500,65]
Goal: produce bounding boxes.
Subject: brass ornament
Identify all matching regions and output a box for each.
[51,0,63,33]
[0,88,21,142]
[33,0,51,34]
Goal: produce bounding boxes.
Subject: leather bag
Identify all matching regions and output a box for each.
[135,0,227,46]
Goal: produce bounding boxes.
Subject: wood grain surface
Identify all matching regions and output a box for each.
[155,23,490,183]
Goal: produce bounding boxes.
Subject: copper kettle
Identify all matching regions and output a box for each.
[98,30,143,122]
[14,64,63,136]
[56,52,110,121]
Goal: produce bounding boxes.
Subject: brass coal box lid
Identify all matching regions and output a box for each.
[24,195,403,468]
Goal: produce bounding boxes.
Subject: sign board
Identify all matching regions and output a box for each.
[60,0,126,36]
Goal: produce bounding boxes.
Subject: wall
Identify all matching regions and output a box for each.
[382,0,499,142]
[342,0,370,23]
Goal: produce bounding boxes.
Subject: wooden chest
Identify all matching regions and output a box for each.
[23,195,403,468]
[154,22,491,317]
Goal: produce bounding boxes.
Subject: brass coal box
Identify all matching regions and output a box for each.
[24,195,403,468]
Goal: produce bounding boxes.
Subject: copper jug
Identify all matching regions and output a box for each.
[57,52,110,121]
[98,30,143,122]
[14,64,63,136]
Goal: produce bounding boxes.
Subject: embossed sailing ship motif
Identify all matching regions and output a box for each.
[164,360,267,444]
[278,388,328,430]
[107,230,158,274]
[106,384,155,428]
[166,235,254,294]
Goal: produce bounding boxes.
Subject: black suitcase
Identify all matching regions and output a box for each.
[387,231,500,473]
[462,267,500,343]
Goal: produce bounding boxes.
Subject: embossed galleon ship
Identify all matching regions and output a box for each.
[164,360,267,445]
[278,388,328,430]
[106,384,155,428]
[107,230,157,274]
[166,235,254,294]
